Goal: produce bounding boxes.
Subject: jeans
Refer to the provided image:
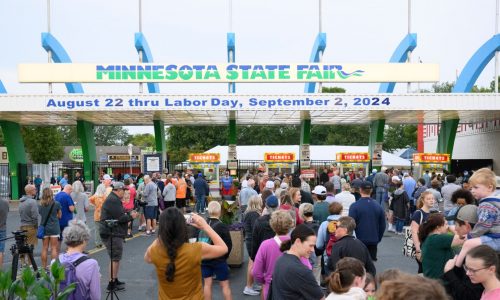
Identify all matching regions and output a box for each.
[375,187,385,206]
[395,218,405,233]
[94,221,102,246]
[195,194,206,213]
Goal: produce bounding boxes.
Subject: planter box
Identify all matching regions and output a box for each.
[227,230,244,268]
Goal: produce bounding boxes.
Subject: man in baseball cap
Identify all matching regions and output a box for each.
[441,204,482,300]
[312,185,329,223]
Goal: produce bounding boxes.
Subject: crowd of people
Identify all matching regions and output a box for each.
[1,166,500,300]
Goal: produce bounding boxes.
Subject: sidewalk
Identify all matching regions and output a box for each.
[8,199,19,211]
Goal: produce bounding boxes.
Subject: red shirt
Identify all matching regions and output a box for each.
[123,185,136,211]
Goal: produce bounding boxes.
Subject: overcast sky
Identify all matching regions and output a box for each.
[0,0,497,134]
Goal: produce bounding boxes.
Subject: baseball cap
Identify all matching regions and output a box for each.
[372,169,377,174]
[280,182,289,189]
[381,166,388,172]
[103,174,111,180]
[360,181,373,190]
[392,176,401,182]
[112,182,128,190]
[312,185,327,195]
[265,195,279,208]
[403,172,409,177]
[446,205,478,223]
[265,180,275,189]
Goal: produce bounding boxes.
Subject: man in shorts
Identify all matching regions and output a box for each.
[0,198,9,267]
[100,182,137,291]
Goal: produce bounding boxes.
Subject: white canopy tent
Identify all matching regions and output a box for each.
[204,145,411,168]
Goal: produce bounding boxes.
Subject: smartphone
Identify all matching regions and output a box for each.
[184,213,193,224]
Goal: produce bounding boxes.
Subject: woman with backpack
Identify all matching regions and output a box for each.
[58,220,100,300]
[389,181,410,235]
[410,191,436,274]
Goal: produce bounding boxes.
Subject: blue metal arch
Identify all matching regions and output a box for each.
[453,34,500,93]
[227,32,236,93]
[135,32,160,93]
[369,33,417,167]
[379,33,417,93]
[436,34,500,155]
[304,33,327,93]
[41,32,83,93]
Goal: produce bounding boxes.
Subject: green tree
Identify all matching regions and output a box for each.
[238,125,300,145]
[383,124,417,153]
[167,126,227,161]
[58,125,129,146]
[125,133,156,149]
[22,126,64,163]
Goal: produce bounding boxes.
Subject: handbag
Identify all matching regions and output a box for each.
[37,202,55,239]
[402,210,423,258]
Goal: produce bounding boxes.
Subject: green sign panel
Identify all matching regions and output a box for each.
[69,148,83,162]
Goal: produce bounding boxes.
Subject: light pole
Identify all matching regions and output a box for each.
[128,143,133,175]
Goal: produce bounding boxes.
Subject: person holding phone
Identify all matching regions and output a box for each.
[144,207,228,300]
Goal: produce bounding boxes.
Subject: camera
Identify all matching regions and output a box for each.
[12,230,28,243]
[104,219,119,228]
[184,213,193,224]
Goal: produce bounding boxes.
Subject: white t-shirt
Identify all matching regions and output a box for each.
[334,191,356,216]
[326,287,366,300]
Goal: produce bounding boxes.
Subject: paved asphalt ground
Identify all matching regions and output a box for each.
[2,205,416,299]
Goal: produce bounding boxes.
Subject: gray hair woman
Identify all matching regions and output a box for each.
[71,181,90,223]
[58,221,101,299]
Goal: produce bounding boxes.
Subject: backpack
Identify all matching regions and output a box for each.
[198,219,218,244]
[325,220,339,257]
[59,255,89,300]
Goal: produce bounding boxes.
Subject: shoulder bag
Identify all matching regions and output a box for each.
[37,202,55,239]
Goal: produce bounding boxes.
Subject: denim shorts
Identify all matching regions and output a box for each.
[0,230,6,252]
[480,235,500,252]
[201,260,229,281]
[144,206,157,220]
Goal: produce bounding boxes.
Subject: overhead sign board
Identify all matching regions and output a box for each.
[1,94,497,112]
[413,153,450,164]
[189,153,220,163]
[18,63,439,83]
[264,152,296,163]
[336,152,370,162]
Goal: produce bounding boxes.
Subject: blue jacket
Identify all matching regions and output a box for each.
[348,197,386,245]
[193,177,209,196]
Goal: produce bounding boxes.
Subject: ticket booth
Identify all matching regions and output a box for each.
[412,153,450,177]
[264,152,297,175]
[188,153,221,196]
[335,152,370,176]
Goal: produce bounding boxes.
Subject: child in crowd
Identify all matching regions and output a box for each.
[456,168,500,267]
[364,273,376,300]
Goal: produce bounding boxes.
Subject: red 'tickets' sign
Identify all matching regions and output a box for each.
[336,152,370,162]
[189,153,220,163]
[413,153,450,163]
[264,152,296,162]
